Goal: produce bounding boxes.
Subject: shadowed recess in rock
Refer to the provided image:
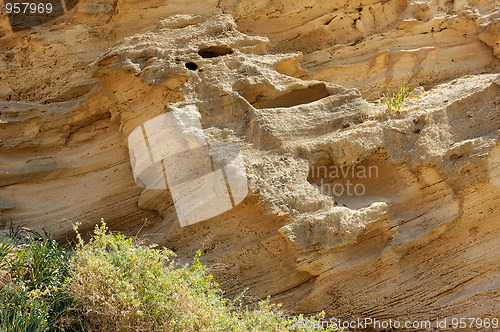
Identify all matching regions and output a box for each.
[245,83,331,109]
[198,45,234,58]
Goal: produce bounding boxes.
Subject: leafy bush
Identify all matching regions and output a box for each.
[0,289,49,332]
[0,226,78,332]
[0,221,339,331]
[67,221,338,332]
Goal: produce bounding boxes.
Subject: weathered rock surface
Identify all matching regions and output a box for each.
[1,0,499,327]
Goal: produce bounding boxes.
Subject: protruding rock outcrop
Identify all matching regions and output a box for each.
[1,1,499,325]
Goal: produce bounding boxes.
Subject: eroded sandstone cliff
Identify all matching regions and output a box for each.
[1,0,499,327]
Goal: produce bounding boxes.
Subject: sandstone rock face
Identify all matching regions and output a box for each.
[1,0,499,326]
[225,0,500,98]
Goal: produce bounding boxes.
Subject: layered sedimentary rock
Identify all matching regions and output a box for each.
[223,0,500,98]
[1,0,499,326]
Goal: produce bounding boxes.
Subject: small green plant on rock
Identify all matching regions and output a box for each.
[384,85,411,115]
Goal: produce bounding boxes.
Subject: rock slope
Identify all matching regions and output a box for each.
[1,0,499,326]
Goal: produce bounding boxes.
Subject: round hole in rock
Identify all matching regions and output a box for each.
[185,62,198,70]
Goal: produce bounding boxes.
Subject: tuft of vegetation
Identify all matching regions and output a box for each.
[383,85,411,115]
[0,224,78,332]
[0,221,340,332]
[359,85,416,123]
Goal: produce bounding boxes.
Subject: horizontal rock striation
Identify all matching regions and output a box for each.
[1,1,499,325]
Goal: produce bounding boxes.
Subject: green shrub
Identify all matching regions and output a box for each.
[0,288,49,332]
[67,221,338,332]
[8,237,69,291]
[0,221,340,331]
[0,227,79,332]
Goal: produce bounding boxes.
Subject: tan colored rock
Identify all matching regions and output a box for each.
[0,2,499,326]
